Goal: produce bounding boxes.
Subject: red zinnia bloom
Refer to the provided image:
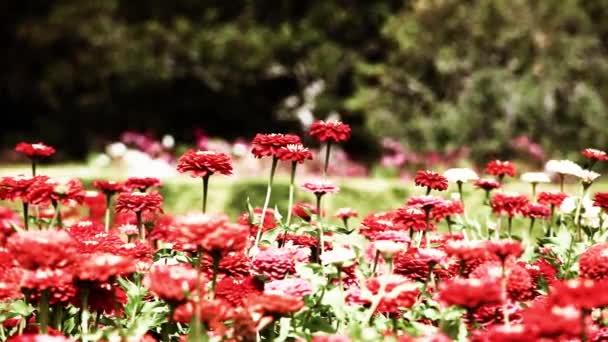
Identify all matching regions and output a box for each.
[172,213,249,255]
[301,180,340,196]
[522,300,583,340]
[244,293,304,316]
[6,230,77,269]
[124,177,161,192]
[579,243,608,280]
[7,334,76,342]
[309,120,351,143]
[394,248,448,282]
[207,252,251,277]
[292,202,318,221]
[406,195,445,211]
[474,178,501,191]
[92,180,124,195]
[176,149,233,178]
[0,175,37,202]
[359,211,399,238]
[364,275,419,314]
[537,191,568,207]
[490,193,529,217]
[76,253,135,282]
[593,192,608,211]
[26,177,85,205]
[522,203,551,220]
[144,264,199,303]
[414,170,448,192]
[486,160,516,178]
[14,142,56,159]
[582,148,608,161]
[215,276,263,306]
[115,192,163,214]
[238,208,277,237]
[251,133,301,158]
[431,199,464,222]
[548,279,608,310]
[393,207,428,232]
[277,233,320,249]
[265,277,313,298]
[519,259,558,288]
[485,240,524,261]
[438,277,502,309]
[472,324,535,342]
[252,248,296,280]
[275,144,313,163]
[471,261,535,301]
[334,207,358,220]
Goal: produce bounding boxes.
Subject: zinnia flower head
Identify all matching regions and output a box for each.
[238,208,277,237]
[309,120,351,143]
[522,203,551,220]
[582,148,608,161]
[251,133,301,158]
[172,213,248,254]
[6,229,77,269]
[593,192,608,211]
[124,177,161,192]
[252,247,296,280]
[490,192,529,217]
[244,293,305,317]
[578,169,601,185]
[548,279,608,310]
[545,159,583,176]
[364,274,419,314]
[320,246,356,266]
[579,243,608,280]
[520,172,551,184]
[265,277,313,298]
[292,202,317,221]
[334,207,358,220]
[215,276,263,306]
[14,142,56,159]
[471,261,534,301]
[438,277,502,309]
[414,170,448,191]
[538,191,568,207]
[176,149,233,178]
[115,191,163,214]
[443,168,479,183]
[406,195,445,211]
[275,144,313,163]
[486,160,516,178]
[144,264,199,302]
[431,199,464,221]
[485,239,524,261]
[301,180,340,196]
[92,180,124,195]
[474,178,501,191]
[0,175,37,202]
[393,206,428,232]
[26,177,85,205]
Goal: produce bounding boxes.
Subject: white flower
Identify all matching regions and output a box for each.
[577,169,600,184]
[106,142,127,158]
[443,168,479,183]
[320,246,356,266]
[545,160,583,176]
[373,240,407,258]
[520,172,551,184]
[161,135,175,149]
[559,196,577,214]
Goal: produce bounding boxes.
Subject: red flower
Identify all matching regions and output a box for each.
[548,279,608,310]
[275,144,313,163]
[593,192,608,211]
[474,178,501,191]
[438,277,502,309]
[582,148,608,161]
[364,275,419,314]
[205,252,251,277]
[115,192,163,214]
[393,207,428,232]
[522,300,583,340]
[244,293,304,316]
[486,160,516,178]
[76,253,135,282]
[144,264,199,302]
[238,208,277,237]
[215,276,263,306]
[0,175,37,202]
[414,170,448,191]
[7,334,75,342]
[394,248,447,281]
[92,180,124,195]
[334,207,358,220]
[406,195,445,211]
[14,142,56,159]
[471,262,534,301]
[472,324,534,342]
[519,259,557,288]
[172,213,249,255]
[309,120,351,143]
[359,211,399,238]
[490,193,529,217]
[277,233,320,249]
[301,180,340,196]
[251,133,301,158]
[26,177,85,205]
[579,243,608,280]
[176,149,233,178]
[6,230,77,269]
[537,191,568,207]
[124,177,161,192]
[252,248,296,280]
[292,202,317,221]
[485,239,524,261]
[431,200,464,222]
[522,203,551,220]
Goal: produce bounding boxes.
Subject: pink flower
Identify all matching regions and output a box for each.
[265,277,313,298]
[301,180,340,196]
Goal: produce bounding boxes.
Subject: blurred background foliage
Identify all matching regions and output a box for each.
[2,0,607,163]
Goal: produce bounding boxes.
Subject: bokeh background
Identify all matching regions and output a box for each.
[2,1,608,164]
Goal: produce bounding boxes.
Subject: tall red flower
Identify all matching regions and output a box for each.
[292,202,318,221]
[171,213,248,255]
[582,148,608,161]
[6,230,77,269]
[485,240,524,261]
[124,177,162,192]
[438,278,502,310]
[485,160,516,178]
[238,208,278,237]
[115,192,163,214]
[593,192,608,211]
[431,200,464,222]
[244,293,305,316]
[0,175,38,202]
[522,203,551,220]
[251,133,301,158]
[301,180,340,196]
[471,261,535,301]
[309,120,351,143]
[490,193,529,217]
[579,243,608,280]
[393,207,428,232]
[176,150,233,178]
[334,207,358,220]
[26,177,85,205]
[252,248,296,280]
[275,144,313,163]
[76,253,135,282]
[537,191,568,207]
[414,170,448,192]
[364,275,419,314]
[14,142,56,159]
[92,180,125,195]
[215,276,263,306]
[144,264,199,303]
[474,178,501,191]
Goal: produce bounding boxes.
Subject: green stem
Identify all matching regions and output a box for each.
[528,218,536,237]
[323,142,332,177]
[507,216,513,238]
[254,156,278,249]
[32,160,36,177]
[286,162,297,226]
[49,200,61,229]
[316,194,325,261]
[202,175,210,214]
[531,183,537,200]
[574,185,589,242]
[22,202,29,231]
[501,262,509,327]
[211,253,220,299]
[81,287,90,340]
[371,250,380,276]
[39,289,50,334]
[136,211,144,241]
[457,181,466,215]
[559,174,565,192]
[104,194,112,233]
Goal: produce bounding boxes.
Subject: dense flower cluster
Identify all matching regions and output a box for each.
[251,133,301,158]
